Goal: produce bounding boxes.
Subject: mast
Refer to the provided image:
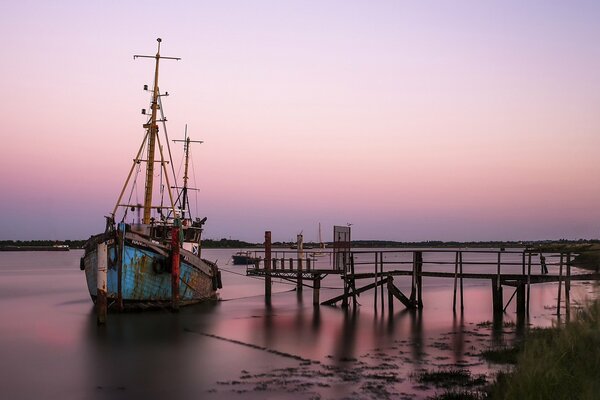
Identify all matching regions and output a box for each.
[134,38,180,224]
[173,125,203,221]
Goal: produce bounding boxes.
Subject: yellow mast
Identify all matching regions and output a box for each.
[133,38,180,224]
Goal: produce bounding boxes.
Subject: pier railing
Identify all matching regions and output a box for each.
[245,248,600,319]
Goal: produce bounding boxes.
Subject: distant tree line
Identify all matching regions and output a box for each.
[0,240,87,249]
[1,238,598,250]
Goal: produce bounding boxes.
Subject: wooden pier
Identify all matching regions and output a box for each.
[247,232,600,320]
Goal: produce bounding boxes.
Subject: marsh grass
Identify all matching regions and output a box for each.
[491,300,600,399]
[416,369,487,389]
[480,346,520,364]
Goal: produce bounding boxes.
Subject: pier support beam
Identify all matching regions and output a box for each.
[265,231,272,303]
[491,277,503,317]
[410,251,423,308]
[516,283,526,320]
[96,242,108,325]
[313,275,320,305]
[297,234,303,292]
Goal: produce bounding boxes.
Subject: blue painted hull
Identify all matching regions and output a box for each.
[83,233,218,308]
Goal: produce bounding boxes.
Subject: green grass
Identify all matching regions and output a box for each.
[491,300,600,399]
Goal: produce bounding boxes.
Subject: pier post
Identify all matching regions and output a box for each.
[452,251,459,311]
[379,252,384,312]
[416,251,423,308]
[516,283,526,321]
[171,226,180,311]
[297,234,303,292]
[96,242,108,325]
[557,253,564,316]
[313,275,320,305]
[265,231,272,303]
[491,277,503,317]
[388,275,394,313]
[566,252,571,319]
[459,251,464,311]
[374,253,378,310]
[526,252,532,315]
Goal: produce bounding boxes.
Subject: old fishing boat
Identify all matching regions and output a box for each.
[81,39,221,314]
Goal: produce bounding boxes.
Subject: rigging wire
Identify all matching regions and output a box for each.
[157,94,178,190]
[190,148,200,219]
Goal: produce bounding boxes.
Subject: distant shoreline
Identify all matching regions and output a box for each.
[1,238,598,250]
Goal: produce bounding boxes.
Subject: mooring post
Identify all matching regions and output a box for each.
[557,253,564,316]
[171,226,180,311]
[452,251,458,311]
[516,283,526,321]
[566,252,571,318]
[410,251,417,303]
[526,252,532,315]
[289,257,293,271]
[374,252,379,310]
[387,275,394,313]
[96,242,108,325]
[297,234,303,292]
[380,252,384,312]
[313,275,320,305]
[265,231,272,303]
[491,277,503,317]
[459,251,464,311]
[416,251,423,308]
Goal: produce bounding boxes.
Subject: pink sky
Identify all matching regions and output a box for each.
[1,1,600,242]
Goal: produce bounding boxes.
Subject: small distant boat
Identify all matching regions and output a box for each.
[310,223,327,258]
[232,251,259,265]
[80,39,221,311]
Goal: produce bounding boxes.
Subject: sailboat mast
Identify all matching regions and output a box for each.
[133,38,180,224]
[182,125,190,220]
[173,127,203,222]
[141,39,162,224]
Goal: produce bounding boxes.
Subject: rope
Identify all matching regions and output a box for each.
[218,267,345,290]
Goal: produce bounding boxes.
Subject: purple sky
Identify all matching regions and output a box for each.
[1,1,600,242]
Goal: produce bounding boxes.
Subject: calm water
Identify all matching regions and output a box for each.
[0,249,595,399]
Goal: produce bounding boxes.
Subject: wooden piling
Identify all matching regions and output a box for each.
[416,251,423,308]
[491,277,503,317]
[526,252,532,315]
[453,251,458,311]
[557,253,563,316]
[459,251,464,311]
[380,252,384,312]
[96,242,108,325]
[566,252,571,318]
[171,226,180,311]
[374,253,378,310]
[516,283,526,320]
[388,275,394,313]
[297,234,303,292]
[313,275,320,305]
[265,231,272,303]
